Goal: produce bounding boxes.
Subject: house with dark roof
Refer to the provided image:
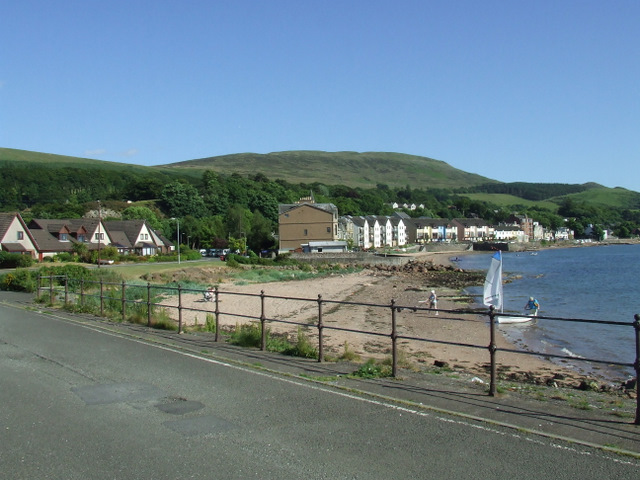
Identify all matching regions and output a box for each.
[0,212,37,258]
[26,218,171,260]
[28,218,112,261]
[104,220,172,256]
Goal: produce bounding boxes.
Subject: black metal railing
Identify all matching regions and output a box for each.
[37,275,640,425]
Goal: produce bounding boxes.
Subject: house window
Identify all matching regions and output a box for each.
[17,231,24,240]
[60,233,68,241]
[304,229,308,236]
[78,234,86,242]
[326,227,330,233]
[95,233,104,241]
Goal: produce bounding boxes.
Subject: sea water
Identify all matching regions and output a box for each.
[455,244,640,382]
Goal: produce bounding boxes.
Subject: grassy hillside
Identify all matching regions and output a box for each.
[0,147,201,180]
[463,193,560,211]
[551,186,640,209]
[163,150,498,189]
[3,147,639,213]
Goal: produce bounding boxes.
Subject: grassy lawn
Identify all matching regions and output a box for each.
[110,260,229,281]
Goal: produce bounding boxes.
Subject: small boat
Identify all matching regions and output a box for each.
[496,312,537,324]
[482,250,535,324]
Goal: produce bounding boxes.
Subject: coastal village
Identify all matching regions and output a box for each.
[0,193,611,262]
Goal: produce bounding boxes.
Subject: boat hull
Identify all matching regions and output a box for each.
[497,313,537,324]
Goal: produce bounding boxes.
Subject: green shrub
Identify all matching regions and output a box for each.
[280,328,317,359]
[351,359,393,379]
[226,257,240,268]
[229,322,262,347]
[0,268,37,292]
[53,252,76,263]
[338,341,360,362]
[0,252,34,269]
[205,313,216,333]
[151,310,178,331]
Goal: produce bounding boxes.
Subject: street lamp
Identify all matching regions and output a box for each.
[97,200,102,267]
[171,218,181,264]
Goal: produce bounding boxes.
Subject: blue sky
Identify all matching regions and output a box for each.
[2,1,638,191]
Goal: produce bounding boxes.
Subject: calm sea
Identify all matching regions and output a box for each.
[455,244,640,382]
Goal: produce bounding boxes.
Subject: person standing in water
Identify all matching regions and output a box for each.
[525,296,539,315]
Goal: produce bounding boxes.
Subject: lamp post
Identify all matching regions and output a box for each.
[172,218,181,264]
[97,200,102,268]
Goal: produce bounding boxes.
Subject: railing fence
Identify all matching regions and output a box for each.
[37,274,640,425]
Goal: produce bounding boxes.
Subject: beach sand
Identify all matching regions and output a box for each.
[159,251,585,386]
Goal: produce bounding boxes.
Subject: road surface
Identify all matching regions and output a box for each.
[1,300,637,479]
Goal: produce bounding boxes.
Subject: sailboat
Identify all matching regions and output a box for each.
[483,250,535,324]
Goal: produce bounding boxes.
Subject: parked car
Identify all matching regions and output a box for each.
[199,249,208,256]
[98,258,114,265]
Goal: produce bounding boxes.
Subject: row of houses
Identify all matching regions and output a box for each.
[278,201,574,252]
[0,212,173,261]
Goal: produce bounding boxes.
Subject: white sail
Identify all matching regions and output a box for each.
[483,250,503,311]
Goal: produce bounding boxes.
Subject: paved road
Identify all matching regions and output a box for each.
[1,299,638,479]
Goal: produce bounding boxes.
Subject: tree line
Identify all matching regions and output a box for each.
[1,163,639,252]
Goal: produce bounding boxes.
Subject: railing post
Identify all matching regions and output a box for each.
[489,306,497,396]
[49,275,54,304]
[391,298,397,377]
[178,284,183,334]
[317,294,324,363]
[121,280,126,322]
[147,282,152,327]
[260,290,266,351]
[36,274,41,300]
[64,275,69,305]
[214,287,220,342]
[633,313,640,425]
[80,278,84,306]
[100,278,104,317]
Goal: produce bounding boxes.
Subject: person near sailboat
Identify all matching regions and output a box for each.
[525,297,539,316]
[483,250,536,324]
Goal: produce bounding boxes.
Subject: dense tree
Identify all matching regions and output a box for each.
[160,181,207,218]
[121,206,161,229]
[2,160,639,241]
[247,210,277,251]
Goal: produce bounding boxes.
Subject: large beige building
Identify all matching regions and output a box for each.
[278,202,339,251]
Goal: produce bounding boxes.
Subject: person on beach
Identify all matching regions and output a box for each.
[204,286,214,302]
[428,290,438,315]
[525,296,539,315]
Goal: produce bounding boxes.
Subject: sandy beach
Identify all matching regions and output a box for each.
[159,251,585,386]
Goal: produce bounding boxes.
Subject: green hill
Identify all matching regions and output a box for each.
[550,186,640,210]
[0,147,201,180]
[162,150,497,189]
[2,147,640,213]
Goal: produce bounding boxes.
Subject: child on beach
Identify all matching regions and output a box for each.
[428,290,438,315]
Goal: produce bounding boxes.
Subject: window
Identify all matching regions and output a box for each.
[326,227,330,233]
[60,233,68,241]
[78,234,86,242]
[17,231,24,240]
[304,229,308,236]
[95,233,104,241]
